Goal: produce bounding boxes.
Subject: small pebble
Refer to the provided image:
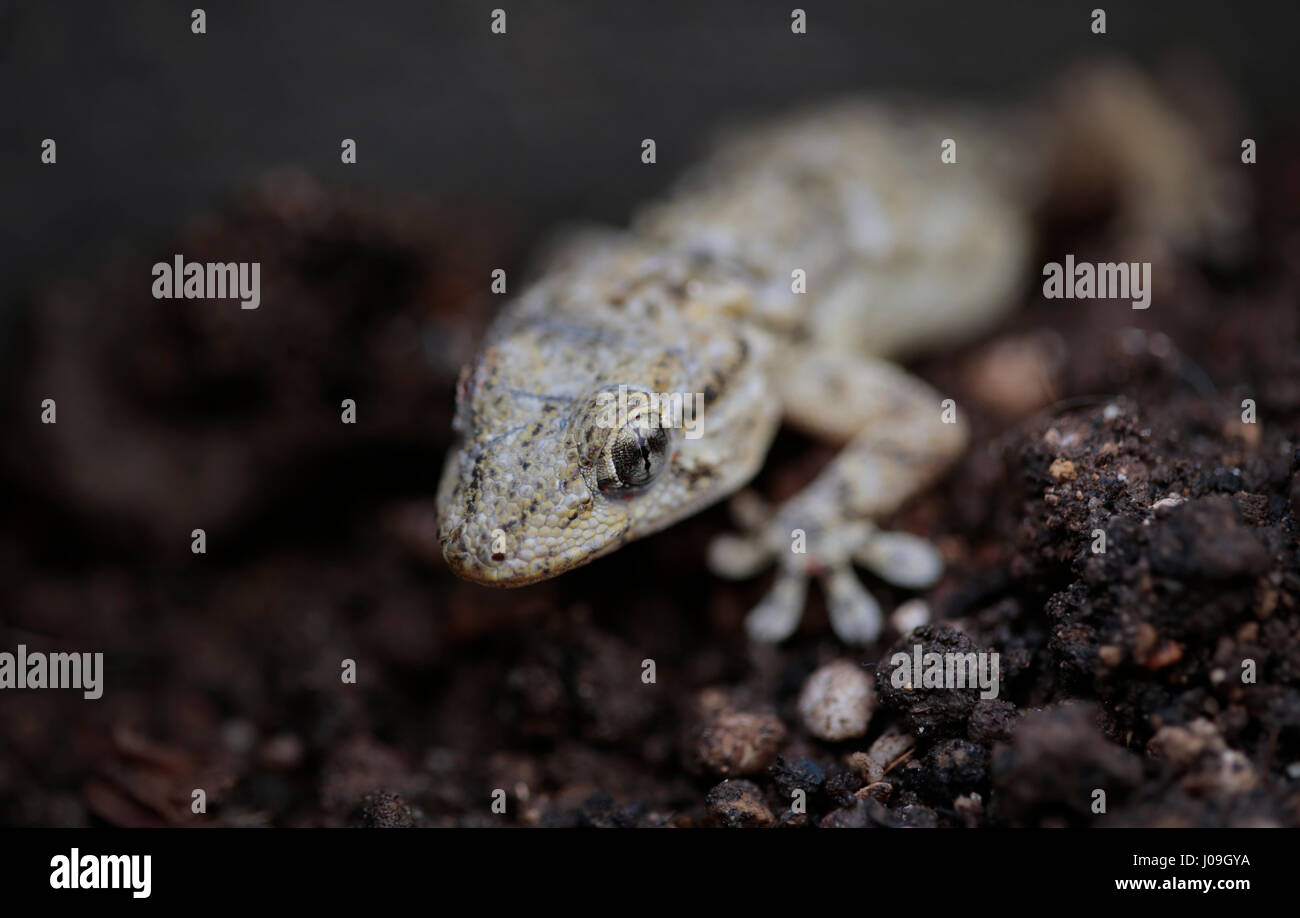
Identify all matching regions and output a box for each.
[705,779,774,828]
[798,660,875,741]
[1049,458,1077,481]
[691,689,786,776]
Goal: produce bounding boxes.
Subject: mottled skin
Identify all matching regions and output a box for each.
[438,64,1240,643]
[437,238,782,579]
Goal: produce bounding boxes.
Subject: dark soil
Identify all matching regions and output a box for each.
[2,144,1299,827]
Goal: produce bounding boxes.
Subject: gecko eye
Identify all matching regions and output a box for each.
[598,419,670,490]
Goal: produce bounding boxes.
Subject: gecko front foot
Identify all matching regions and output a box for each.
[708,492,944,645]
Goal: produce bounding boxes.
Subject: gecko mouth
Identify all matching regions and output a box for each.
[438,522,625,588]
[441,548,547,587]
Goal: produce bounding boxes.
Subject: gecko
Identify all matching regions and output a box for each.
[436,63,1243,644]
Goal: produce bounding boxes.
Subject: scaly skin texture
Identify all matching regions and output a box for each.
[437,65,1239,643]
[436,242,781,586]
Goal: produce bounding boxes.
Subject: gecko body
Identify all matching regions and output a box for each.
[437,66,1236,643]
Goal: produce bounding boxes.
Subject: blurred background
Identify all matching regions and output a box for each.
[4,0,1299,312]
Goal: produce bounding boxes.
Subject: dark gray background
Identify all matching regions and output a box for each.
[4,0,1296,310]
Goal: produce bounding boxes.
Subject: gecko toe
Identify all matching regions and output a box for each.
[853,529,944,590]
[708,532,773,579]
[743,567,808,643]
[821,564,884,645]
[728,489,773,531]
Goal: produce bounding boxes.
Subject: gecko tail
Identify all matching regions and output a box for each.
[1041,59,1252,265]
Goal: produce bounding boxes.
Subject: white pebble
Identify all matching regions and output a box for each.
[798,660,875,741]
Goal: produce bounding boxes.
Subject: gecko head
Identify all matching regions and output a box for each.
[436,382,683,587]
[436,324,777,587]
